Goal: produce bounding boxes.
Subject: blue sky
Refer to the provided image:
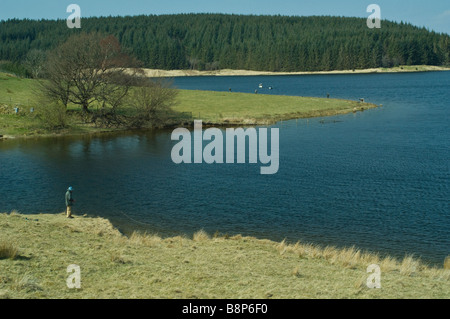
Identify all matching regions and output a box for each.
[1,0,449,34]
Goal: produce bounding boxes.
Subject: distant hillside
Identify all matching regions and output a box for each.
[0,14,449,73]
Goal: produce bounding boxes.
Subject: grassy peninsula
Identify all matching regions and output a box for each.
[0,72,377,138]
[0,212,448,299]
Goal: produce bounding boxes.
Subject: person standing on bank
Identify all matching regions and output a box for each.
[65,187,75,218]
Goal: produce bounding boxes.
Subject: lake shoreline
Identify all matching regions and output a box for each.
[1,79,379,140]
[2,72,448,271]
[142,65,450,77]
[0,102,378,140]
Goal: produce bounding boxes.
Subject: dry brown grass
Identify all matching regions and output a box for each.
[0,212,448,299]
[193,230,210,242]
[0,242,18,260]
[399,256,421,276]
[272,240,447,278]
[12,274,43,293]
[128,232,162,247]
[444,256,450,270]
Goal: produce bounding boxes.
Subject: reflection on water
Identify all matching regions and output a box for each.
[1,72,449,265]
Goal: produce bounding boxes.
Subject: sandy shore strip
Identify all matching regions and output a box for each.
[142,65,450,77]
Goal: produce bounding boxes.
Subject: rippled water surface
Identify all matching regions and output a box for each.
[1,72,448,264]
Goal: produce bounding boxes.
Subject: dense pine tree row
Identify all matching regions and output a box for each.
[0,14,449,73]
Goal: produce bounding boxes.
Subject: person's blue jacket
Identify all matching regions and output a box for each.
[65,190,74,207]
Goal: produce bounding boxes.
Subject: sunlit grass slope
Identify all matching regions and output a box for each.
[0,212,448,299]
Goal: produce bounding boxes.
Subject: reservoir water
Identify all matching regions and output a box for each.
[0,71,449,264]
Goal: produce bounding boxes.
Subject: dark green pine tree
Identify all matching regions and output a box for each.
[0,14,449,73]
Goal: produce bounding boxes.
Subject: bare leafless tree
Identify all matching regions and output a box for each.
[23,49,46,79]
[40,33,142,117]
[127,78,178,128]
[39,32,182,129]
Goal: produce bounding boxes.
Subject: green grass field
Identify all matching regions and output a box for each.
[0,212,448,299]
[172,90,374,125]
[0,72,377,137]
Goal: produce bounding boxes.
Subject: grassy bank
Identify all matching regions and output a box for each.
[0,212,448,299]
[0,72,377,138]
[172,90,375,126]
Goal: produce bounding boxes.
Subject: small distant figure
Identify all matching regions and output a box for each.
[65,186,75,218]
[327,93,330,98]
[255,89,258,94]
[229,88,232,92]
[14,107,19,114]
[30,107,34,113]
